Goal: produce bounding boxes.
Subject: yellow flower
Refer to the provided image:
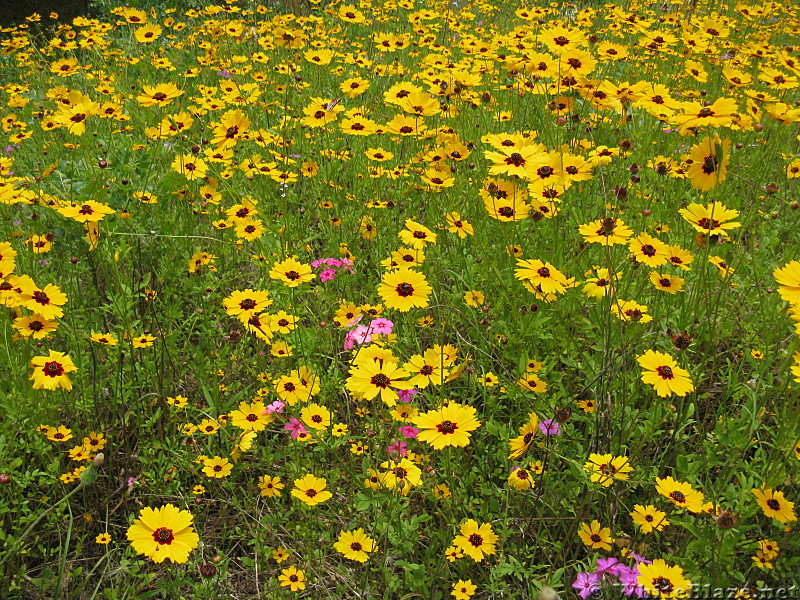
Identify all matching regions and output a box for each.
[269,257,315,287]
[452,520,498,562]
[752,487,797,524]
[578,520,613,551]
[291,474,332,506]
[637,350,694,397]
[201,456,233,478]
[258,475,284,498]
[30,350,77,391]
[631,504,669,533]
[333,528,377,562]
[278,565,306,591]
[126,504,199,564]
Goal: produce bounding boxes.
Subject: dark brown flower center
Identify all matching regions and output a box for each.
[437,420,457,434]
[371,373,390,388]
[396,283,414,297]
[43,361,65,377]
[653,577,674,593]
[152,527,174,545]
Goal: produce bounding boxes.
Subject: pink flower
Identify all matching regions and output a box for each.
[264,400,285,414]
[387,439,407,456]
[127,477,137,488]
[398,425,419,439]
[368,318,394,335]
[343,324,372,350]
[319,268,337,281]
[538,418,562,435]
[284,417,307,440]
[396,388,417,403]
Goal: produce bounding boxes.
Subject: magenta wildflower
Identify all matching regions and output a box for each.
[368,317,394,335]
[396,388,417,403]
[572,572,601,599]
[398,425,419,438]
[284,417,307,439]
[387,439,407,456]
[264,400,285,414]
[343,324,372,350]
[538,418,562,435]
[617,565,645,597]
[595,557,621,575]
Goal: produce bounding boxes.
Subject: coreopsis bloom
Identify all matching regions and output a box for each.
[258,475,284,498]
[269,257,315,287]
[629,232,669,267]
[201,456,233,478]
[650,272,685,294]
[30,350,78,391]
[752,487,797,524]
[134,23,161,43]
[611,299,652,323]
[583,454,633,487]
[291,474,332,506]
[278,565,306,591]
[57,201,115,223]
[578,520,613,551]
[412,402,481,450]
[230,400,272,432]
[45,425,73,442]
[631,504,670,533]
[687,136,731,191]
[483,190,532,221]
[515,259,569,295]
[578,217,634,245]
[678,202,741,237]
[404,348,449,388]
[453,520,498,562]
[346,359,411,406]
[334,529,377,562]
[171,154,207,180]
[95,533,112,544]
[656,476,706,513]
[484,145,546,178]
[756,539,780,561]
[300,403,331,430]
[451,579,477,600]
[773,260,800,305]
[211,109,250,148]
[583,267,621,299]
[12,314,58,339]
[508,467,535,490]
[19,282,67,320]
[222,289,272,320]
[377,267,432,312]
[136,83,183,107]
[637,559,692,599]
[508,413,539,459]
[398,219,437,249]
[445,212,474,238]
[398,91,440,117]
[126,504,199,564]
[132,334,156,348]
[666,245,694,271]
[637,350,694,397]
[672,97,739,130]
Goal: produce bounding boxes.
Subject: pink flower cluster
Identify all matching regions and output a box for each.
[311,257,354,282]
[343,317,395,350]
[572,555,650,598]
